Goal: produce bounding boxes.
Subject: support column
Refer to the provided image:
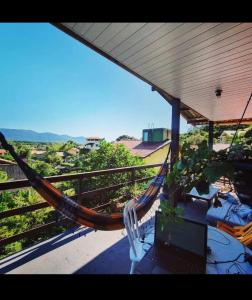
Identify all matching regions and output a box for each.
[208,121,214,150]
[171,98,181,169]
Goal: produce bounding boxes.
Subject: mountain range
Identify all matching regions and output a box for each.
[0,128,86,144]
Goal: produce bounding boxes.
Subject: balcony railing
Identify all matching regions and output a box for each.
[0,163,163,248]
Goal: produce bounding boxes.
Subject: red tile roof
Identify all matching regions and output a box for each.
[0,149,7,155]
[114,140,170,158]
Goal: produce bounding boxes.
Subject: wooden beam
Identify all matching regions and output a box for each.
[187,119,210,125]
[180,107,191,111]
[189,117,252,126]
[214,117,252,125]
[208,121,214,150]
[155,89,178,106]
[0,163,162,191]
[171,98,181,169]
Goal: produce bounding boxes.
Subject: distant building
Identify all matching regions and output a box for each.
[83,137,104,152]
[67,147,80,156]
[56,151,69,159]
[0,149,7,155]
[31,149,46,158]
[86,137,103,142]
[142,128,171,143]
[114,128,171,164]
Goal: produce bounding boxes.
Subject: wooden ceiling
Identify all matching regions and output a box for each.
[53,23,252,125]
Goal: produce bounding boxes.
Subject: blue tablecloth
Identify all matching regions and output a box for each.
[207,226,252,274]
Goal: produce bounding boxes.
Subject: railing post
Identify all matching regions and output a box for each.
[171,98,181,170]
[131,168,136,183]
[208,121,214,150]
[77,178,82,203]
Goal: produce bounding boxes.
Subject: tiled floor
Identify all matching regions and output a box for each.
[0,193,209,274]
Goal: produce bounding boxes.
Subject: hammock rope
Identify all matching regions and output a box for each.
[0,132,169,231]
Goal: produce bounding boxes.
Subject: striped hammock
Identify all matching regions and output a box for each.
[0,132,168,230]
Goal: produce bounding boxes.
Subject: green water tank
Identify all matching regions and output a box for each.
[142,128,170,143]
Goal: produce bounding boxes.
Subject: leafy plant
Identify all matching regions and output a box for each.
[0,170,8,183]
[165,140,235,197]
[158,200,184,231]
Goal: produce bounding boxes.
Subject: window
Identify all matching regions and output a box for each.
[143,131,148,142]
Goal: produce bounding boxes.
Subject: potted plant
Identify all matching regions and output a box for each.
[158,200,184,231]
[163,141,235,204]
[164,136,252,208]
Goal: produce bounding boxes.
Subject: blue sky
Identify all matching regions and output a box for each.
[0,23,191,141]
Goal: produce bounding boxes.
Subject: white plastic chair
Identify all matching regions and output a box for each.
[123,199,155,274]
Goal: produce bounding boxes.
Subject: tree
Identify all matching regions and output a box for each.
[180,127,208,145]
[60,140,78,151]
[116,135,139,141]
[29,160,58,176]
[0,152,15,162]
[76,141,155,209]
[14,144,31,159]
[44,151,63,165]
[0,170,8,183]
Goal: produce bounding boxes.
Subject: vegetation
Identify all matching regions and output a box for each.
[158,200,184,232]
[0,138,155,258]
[72,141,155,211]
[116,135,139,141]
[180,124,250,146]
[165,124,252,202]
[164,140,235,204]
[0,170,8,183]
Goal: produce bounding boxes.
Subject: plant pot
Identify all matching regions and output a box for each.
[232,160,252,206]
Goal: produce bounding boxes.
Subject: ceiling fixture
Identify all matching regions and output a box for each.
[215,88,223,98]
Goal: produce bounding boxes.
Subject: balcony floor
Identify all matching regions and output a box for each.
[0,195,209,274]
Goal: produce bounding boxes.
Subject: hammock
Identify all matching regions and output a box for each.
[0,132,168,231]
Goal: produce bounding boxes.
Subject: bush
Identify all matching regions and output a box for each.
[0,170,8,183]
[75,141,155,209]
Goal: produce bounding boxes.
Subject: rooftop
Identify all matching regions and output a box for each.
[0,149,7,155]
[114,140,170,158]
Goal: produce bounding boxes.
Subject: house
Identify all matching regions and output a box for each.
[86,137,103,142]
[114,128,171,164]
[56,151,69,159]
[31,149,46,159]
[83,137,104,152]
[0,149,7,155]
[66,147,80,156]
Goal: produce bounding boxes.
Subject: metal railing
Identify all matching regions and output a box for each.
[0,163,163,247]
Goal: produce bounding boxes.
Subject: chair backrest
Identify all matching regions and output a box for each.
[123,199,141,257]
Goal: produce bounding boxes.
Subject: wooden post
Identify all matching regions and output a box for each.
[208,121,214,150]
[131,169,136,196]
[171,98,181,169]
[77,178,82,203]
[131,169,136,183]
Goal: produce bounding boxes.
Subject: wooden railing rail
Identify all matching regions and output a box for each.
[0,163,162,191]
[0,163,164,248]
